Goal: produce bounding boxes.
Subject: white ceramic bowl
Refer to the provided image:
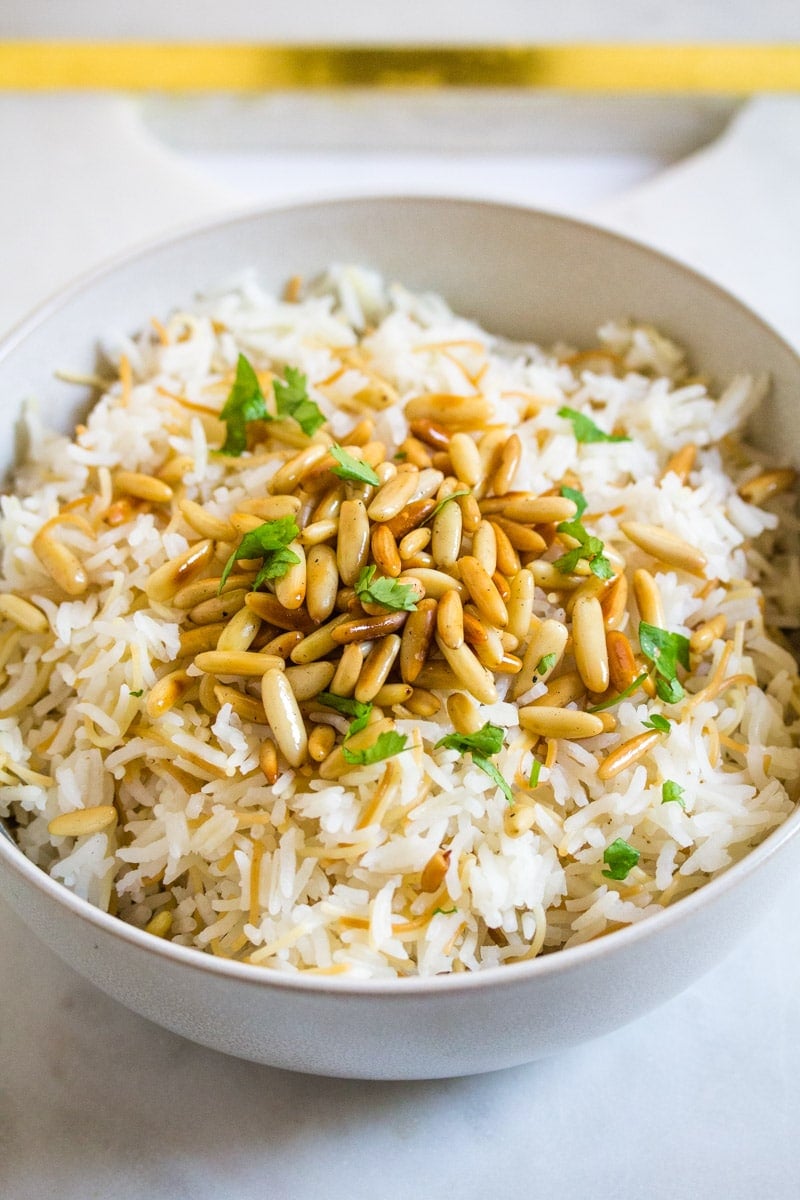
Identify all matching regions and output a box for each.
[1,197,798,1080]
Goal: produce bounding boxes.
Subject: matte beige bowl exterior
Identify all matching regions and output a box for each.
[0,198,799,1079]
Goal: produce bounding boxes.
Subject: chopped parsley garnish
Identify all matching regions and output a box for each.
[129,689,144,698]
[602,837,640,881]
[428,489,471,522]
[643,713,671,734]
[557,406,630,445]
[589,672,648,712]
[218,355,325,454]
[273,366,326,437]
[433,907,457,916]
[329,444,380,487]
[355,565,419,612]
[436,723,513,804]
[529,758,542,788]
[219,354,269,456]
[639,622,690,705]
[536,653,557,676]
[560,485,588,520]
[342,730,408,765]
[553,517,614,580]
[219,515,300,591]
[662,780,686,807]
[316,691,373,738]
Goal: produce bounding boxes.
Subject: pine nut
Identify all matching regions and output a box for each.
[188,589,248,625]
[420,849,450,892]
[506,569,534,642]
[368,469,420,521]
[337,499,370,585]
[458,492,482,534]
[179,499,235,542]
[215,606,261,654]
[213,684,267,724]
[738,468,796,505]
[598,730,660,780]
[491,522,521,577]
[304,543,339,624]
[404,393,493,428]
[492,518,547,554]
[491,433,522,496]
[145,669,194,718]
[690,614,727,654]
[492,571,511,602]
[384,498,437,539]
[331,610,408,644]
[299,519,338,547]
[245,592,317,632]
[198,673,220,716]
[606,630,639,693]
[437,588,465,649]
[399,436,433,468]
[0,594,48,633]
[449,432,482,485]
[430,497,463,569]
[661,442,697,484]
[621,521,707,576]
[145,539,214,603]
[329,642,365,696]
[572,596,610,694]
[633,568,665,629]
[409,467,445,504]
[285,661,336,701]
[240,495,302,520]
[259,738,279,783]
[48,806,118,838]
[530,671,586,708]
[601,572,629,630]
[518,707,604,739]
[400,597,437,683]
[354,634,402,702]
[179,623,226,656]
[446,690,482,735]
[463,610,489,645]
[340,418,375,446]
[273,540,307,611]
[459,555,508,628]
[505,805,537,837]
[113,470,173,504]
[505,496,578,524]
[269,444,328,494]
[311,486,344,523]
[308,723,336,763]
[409,418,451,450]
[405,688,442,717]
[32,529,88,596]
[261,668,308,767]
[415,662,462,691]
[435,634,498,704]
[472,520,498,576]
[403,567,467,600]
[262,630,304,657]
[173,572,251,610]
[291,614,351,662]
[371,524,402,578]
[511,618,568,699]
[194,651,285,677]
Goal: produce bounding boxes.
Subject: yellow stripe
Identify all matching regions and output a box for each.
[0,42,798,92]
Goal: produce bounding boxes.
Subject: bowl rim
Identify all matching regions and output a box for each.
[1,192,799,998]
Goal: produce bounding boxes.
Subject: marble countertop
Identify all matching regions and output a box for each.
[1,93,800,1199]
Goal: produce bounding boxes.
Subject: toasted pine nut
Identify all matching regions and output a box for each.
[511,618,568,699]
[435,634,498,704]
[179,623,227,656]
[384,498,437,539]
[261,668,308,767]
[311,486,344,523]
[437,588,465,649]
[371,524,402,578]
[113,470,173,504]
[194,651,285,677]
[430,497,463,569]
[299,519,338,547]
[565,573,613,618]
[198,672,221,716]
[492,571,511,602]
[690,614,727,654]
[472,520,497,577]
[505,805,537,837]
[601,572,629,631]
[32,529,88,596]
[145,539,214,603]
[259,738,279,783]
[158,454,194,484]
[239,495,302,520]
[262,630,304,657]
[661,443,697,484]
[458,492,482,535]
[230,512,267,536]
[368,469,420,521]
[179,498,235,542]
[331,610,408,645]
[374,682,414,707]
[399,436,433,468]
[285,661,336,701]
[530,671,586,708]
[408,467,445,504]
[308,723,336,763]
[291,614,351,662]
[491,522,521,577]
[173,572,252,610]
[0,594,48,633]
[189,589,249,625]
[572,596,610,694]
[621,521,707,576]
[405,688,442,717]
[217,606,261,653]
[518,706,604,739]
[402,567,467,600]
[633,568,665,629]
[404,393,493,428]
[340,418,375,446]
[245,592,317,632]
[269,444,328,494]
[738,467,796,505]
[272,540,306,611]
[491,433,522,496]
[48,805,118,838]
[415,662,461,691]
[463,610,489,645]
[304,543,339,624]
[473,620,506,669]
[146,668,195,718]
[606,630,639,693]
[399,597,437,684]
[507,569,535,642]
[492,518,548,554]
[409,418,451,450]
[505,496,578,524]
[598,730,660,780]
[449,432,482,486]
[446,690,482,735]
[329,642,365,697]
[354,635,402,702]
[337,499,370,585]
[213,684,267,724]
[420,849,450,893]
[459,555,508,628]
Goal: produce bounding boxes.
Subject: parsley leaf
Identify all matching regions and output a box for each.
[219,516,300,592]
[529,758,541,788]
[560,485,587,520]
[355,565,419,612]
[436,724,513,803]
[639,622,690,705]
[589,672,648,712]
[643,713,671,734]
[316,691,373,737]
[553,518,614,580]
[219,354,269,456]
[342,731,408,766]
[330,444,380,487]
[273,366,326,437]
[536,653,557,676]
[602,837,640,881]
[557,406,630,445]
[662,780,686,807]
[433,906,457,916]
[428,489,471,522]
[129,688,144,698]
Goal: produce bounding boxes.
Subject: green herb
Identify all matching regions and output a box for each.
[219,516,300,592]
[342,731,408,766]
[639,622,690,705]
[536,653,557,676]
[219,354,269,456]
[394,450,407,461]
[662,780,686,807]
[643,713,671,734]
[529,758,541,788]
[557,406,630,445]
[354,565,419,612]
[316,691,373,737]
[273,366,326,437]
[553,518,614,580]
[602,837,640,881]
[433,907,457,916]
[427,489,471,522]
[589,672,648,712]
[436,723,513,804]
[129,689,144,698]
[329,444,380,487]
[560,485,588,520]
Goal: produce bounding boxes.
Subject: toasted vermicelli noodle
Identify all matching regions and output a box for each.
[1,264,799,978]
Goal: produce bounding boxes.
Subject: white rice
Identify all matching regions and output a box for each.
[2,264,799,978]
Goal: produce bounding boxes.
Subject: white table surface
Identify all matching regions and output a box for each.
[2,93,800,1200]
